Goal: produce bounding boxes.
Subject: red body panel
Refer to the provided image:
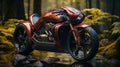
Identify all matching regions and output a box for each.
[73,24,89,46]
[22,21,32,40]
[53,23,89,52]
[34,10,63,31]
[54,23,65,52]
[74,24,89,29]
[61,6,79,17]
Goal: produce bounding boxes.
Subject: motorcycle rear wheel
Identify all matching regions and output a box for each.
[67,27,99,61]
[13,24,33,55]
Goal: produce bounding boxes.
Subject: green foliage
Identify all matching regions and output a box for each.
[111,22,120,35]
[0,19,23,51]
[82,8,120,40]
[82,8,119,25]
[99,36,120,59]
[82,8,120,59]
[3,19,23,28]
[102,22,120,41]
[0,52,15,67]
[0,19,23,66]
[98,22,120,59]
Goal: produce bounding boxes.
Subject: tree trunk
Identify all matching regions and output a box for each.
[55,0,58,8]
[0,0,3,21]
[4,0,16,20]
[33,0,41,16]
[96,0,100,8]
[16,0,26,20]
[88,0,92,8]
[76,0,80,9]
[3,0,25,20]
[85,0,88,8]
[27,0,30,19]
[114,0,120,21]
[85,0,91,8]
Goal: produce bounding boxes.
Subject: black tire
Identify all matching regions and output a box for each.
[67,27,99,61]
[13,24,33,55]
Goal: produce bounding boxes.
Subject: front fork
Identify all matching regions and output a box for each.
[69,23,78,43]
[71,23,89,54]
[69,23,80,52]
[69,23,90,54]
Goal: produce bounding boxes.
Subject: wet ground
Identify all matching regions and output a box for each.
[12,54,120,67]
[0,51,120,67]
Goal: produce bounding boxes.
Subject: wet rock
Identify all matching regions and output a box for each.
[44,57,60,63]
[99,38,110,47]
[108,58,120,66]
[14,54,27,61]
[32,61,43,67]
[56,53,74,62]
[13,54,43,67]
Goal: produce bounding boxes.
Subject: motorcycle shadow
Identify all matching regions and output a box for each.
[42,61,93,67]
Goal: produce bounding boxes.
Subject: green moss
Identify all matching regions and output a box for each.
[82,8,119,25]
[0,19,22,67]
[99,36,120,59]
[0,19,23,50]
[0,52,15,67]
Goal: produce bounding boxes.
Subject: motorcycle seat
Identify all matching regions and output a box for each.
[30,13,40,24]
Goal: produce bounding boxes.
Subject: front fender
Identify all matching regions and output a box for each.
[74,24,89,29]
[54,23,65,52]
[21,21,32,38]
[73,24,89,46]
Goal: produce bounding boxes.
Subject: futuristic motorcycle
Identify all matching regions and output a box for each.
[13,6,99,61]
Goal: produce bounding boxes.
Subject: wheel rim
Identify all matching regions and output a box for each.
[14,27,28,52]
[68,29,92,60]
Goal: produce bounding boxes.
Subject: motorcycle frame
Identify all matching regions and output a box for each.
[19,6,89,53]
[20,20,89,53]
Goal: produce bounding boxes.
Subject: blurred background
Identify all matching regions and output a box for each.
[0,0,120,67]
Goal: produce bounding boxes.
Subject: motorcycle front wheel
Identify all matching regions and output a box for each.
[13,24,33,55]
[67,27,99,61]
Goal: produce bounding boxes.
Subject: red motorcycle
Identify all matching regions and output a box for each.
[13,6,99,61]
